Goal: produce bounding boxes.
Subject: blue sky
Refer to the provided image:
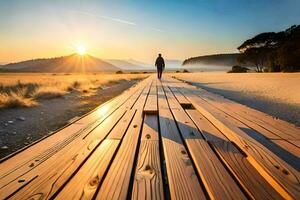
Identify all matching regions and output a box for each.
[0,0,299,63]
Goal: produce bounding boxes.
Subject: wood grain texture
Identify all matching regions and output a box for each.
[144,84,158,115]
[0,77,151,199]
[55,139,119,200]
[2,75,299,200]
[0,76,150,191]
[187,109,283,200]
[96,76,150,200]
[156,81,207,199]
[159,109,206,200]
[179,86,299,199]
[189,86,300,154]
[2,109,130,200]
[132,140,164,200]
[55,110,136,200]
[96,111,144,200]
[0,123,85,185]
[158,80,206,200]
[191,84,300,140]
[132,114,163,200]
[141,115,160,141]
[163,83,247,200]
[133,83,151,110]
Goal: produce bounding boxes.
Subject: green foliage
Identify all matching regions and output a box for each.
[228,65,249,73]
[237,25,300,72]
[182,53,239,66]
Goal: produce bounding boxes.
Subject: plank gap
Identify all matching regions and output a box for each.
[180,103,195,110]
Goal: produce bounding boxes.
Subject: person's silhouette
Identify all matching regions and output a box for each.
[155,53,165,79]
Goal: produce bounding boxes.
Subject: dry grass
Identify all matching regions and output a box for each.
[33,87,68,99]
[0,91,37,109]
[0,73,148,109]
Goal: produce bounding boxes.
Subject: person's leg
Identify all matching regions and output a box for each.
[159,68,162,79]
[158,67,161,79]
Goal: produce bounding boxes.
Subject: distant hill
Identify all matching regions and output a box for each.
[127,59,152,69]
[105,59,144,70]
[182,53,239,67]
[1,54,119,72]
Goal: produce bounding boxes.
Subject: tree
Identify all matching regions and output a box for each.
[237,25,300,72]
[237,47,267,72]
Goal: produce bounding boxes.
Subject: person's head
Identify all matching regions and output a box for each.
[158,53,162,57]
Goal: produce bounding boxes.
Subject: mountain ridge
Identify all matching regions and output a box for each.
[182,53,239,67]
[1,54,119,72]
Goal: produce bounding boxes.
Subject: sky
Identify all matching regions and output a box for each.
[0,0,299,63]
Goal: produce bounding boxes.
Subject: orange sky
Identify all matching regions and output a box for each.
[1,0,298,64]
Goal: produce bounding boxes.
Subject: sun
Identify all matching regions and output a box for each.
[76,45,87,55]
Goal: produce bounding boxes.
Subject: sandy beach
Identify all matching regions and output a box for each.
[173,72,300,126]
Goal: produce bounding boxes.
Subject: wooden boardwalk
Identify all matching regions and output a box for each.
[0,75,299,200]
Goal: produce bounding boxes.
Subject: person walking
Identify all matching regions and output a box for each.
[155,53,165,79]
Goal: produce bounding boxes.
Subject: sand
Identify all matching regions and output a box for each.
[172,72,300,126]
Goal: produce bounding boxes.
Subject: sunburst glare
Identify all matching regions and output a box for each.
[76,45,87,55]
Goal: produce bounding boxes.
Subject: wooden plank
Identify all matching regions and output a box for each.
[133,83,152,110]
[157,83,206,200]
[95,111,144,200]
[167,83,190,105]
[177,85,299,199]
[288,140,300,148]
[1,109,134,200]
[96,82,151,200]
[162,84,247,200]
[0,75,151,198]
[167,80,297,153]
[271,140,300,159]
[190,84,300,140]
[158,109,206,200]
[144,85,158,115]
[140,114,160,141]
[172,76,300,138]
[132,115,164,200]
[0,76,150,182]
[189,86,300,145]
[170,78,300,168]
[0,123,86,189]
[55,139,119,200]
[0,85,141,194]
[187,109,284,200]
[0,78,151,199]
[55,110,136,200]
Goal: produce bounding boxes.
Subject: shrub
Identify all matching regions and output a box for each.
[0,91,37,109]
[67,80,81,91]
[33,87,68,99]
[116,70,123,74]
[228,65,249,73]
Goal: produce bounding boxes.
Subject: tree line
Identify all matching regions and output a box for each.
[182,53,239,66]
[237,25,300,72]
